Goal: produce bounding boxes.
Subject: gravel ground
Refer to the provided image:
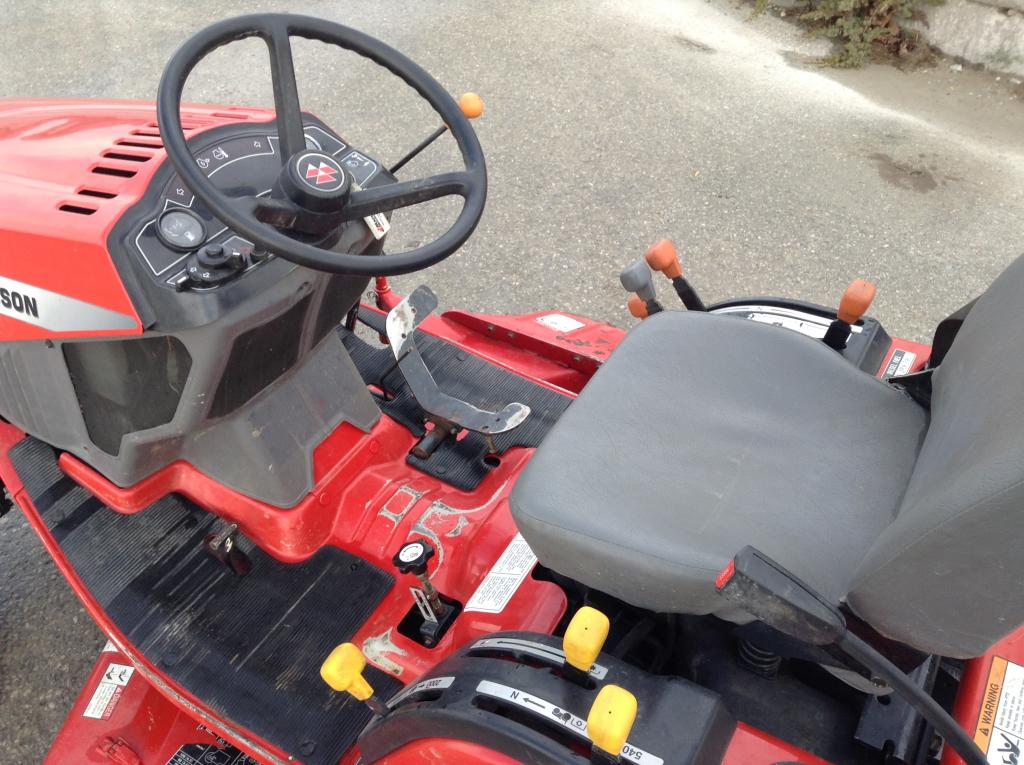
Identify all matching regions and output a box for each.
[1,0,1022,761]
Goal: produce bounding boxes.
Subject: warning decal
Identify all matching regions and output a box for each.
[535,313,585,333]
[974,656,1024,764]
[165,741,258,765]
[883,349,917,378]
[465,533,537,614]
[83,662,134,720]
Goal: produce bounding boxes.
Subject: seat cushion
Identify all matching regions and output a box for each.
[510,310,928,616]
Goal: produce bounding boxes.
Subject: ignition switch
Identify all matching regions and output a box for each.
[186,242,246,287]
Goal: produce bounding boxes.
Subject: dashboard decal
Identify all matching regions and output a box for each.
[0,275,137,332]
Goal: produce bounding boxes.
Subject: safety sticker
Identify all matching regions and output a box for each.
[535,313,585,333]
[101,640,118,653]
[974,656,1024,764]
[388,675,455,707]
[364,212,391,240]
[476,680,664,765]
[465,533,537,614]
[83,662,134,720]
[165,741,258,765]
[883,349,917,378]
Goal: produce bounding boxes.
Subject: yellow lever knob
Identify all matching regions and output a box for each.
[459,92,485,119]
[564,606,610,673]
[587,685,638,758]
[320,642,374,701]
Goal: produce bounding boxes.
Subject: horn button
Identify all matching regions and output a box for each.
[281,150,352,213]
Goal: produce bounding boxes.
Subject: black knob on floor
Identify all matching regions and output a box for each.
[393,539,435,576]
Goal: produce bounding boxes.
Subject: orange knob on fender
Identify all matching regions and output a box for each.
[628,294,649,319]
[837,279,877,325]
[644,240,683,280]
[458,92,485,119]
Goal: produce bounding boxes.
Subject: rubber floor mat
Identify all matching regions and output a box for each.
[10,437,398,765]
[340,309,572,490]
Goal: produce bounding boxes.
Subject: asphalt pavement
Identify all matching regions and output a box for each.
[1,0,1023,762]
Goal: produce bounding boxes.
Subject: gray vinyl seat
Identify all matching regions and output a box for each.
[511,254,1024,659]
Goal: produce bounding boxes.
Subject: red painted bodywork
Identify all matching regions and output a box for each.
[3,308,594,764]
[0,100,273,342]
[877,337,932,376]
[44,643,251,765]
[722,724,833,765]
[5,301,957,765]
[0,95,982,765]
[942,628,1024,765]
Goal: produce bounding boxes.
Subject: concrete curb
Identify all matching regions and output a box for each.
[914,0,1024,76]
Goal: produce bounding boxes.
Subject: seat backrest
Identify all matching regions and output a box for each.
[849,254,1024,658]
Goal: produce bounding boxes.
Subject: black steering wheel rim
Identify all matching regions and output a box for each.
[157,13,487,276]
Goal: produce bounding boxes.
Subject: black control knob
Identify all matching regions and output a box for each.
[393,539,435,576]
[197,243,228,269]
[186,242,244,288]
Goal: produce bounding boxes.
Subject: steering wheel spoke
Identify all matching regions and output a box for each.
[342,171,473,220]
[233,194,301,228]
[263,20,307,164]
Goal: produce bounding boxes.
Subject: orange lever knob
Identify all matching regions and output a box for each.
[628,294,649,319]
[459,92,485,119]
[837,279,877,324]
[644,240,683,280]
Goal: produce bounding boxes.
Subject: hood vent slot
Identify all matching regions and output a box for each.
[76,188,117,199]
[58,202,98,215]
[117,138,162,149]
[102,150,151,163]
[91,165,136,179]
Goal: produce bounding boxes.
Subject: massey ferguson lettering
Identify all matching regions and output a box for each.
[0,287,39,319]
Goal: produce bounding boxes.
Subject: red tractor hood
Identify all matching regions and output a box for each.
[0,99,272,342]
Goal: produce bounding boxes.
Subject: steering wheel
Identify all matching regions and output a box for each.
[157,14,487,276]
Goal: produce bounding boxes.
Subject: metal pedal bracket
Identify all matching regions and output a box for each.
[385,286,531,436]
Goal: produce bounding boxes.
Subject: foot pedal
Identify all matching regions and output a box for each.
[386,286,530,454]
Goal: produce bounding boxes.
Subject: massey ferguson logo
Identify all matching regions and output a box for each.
[305,160,338,186]
[0,286,39,319]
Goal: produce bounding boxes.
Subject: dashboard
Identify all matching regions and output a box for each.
[129,120,385,292]
[109,116,390,334]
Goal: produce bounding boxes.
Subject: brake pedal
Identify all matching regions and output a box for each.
[385,286,531,456]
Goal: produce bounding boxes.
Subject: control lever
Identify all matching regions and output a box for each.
[393,539,458,647]
[619,261,663,317]
[587,685,639,764]
[645,239,706,312]
[204,522,251,576]
[562,606,610,683]
[386,286,531,458]
[627,294,649,320]
[320,643,390,717]
[389,93,485,175]
[716,546,988,765]
[822,279,876,351]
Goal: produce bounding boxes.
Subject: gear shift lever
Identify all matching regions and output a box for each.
[823,279,876,351]
[627,295,649,320]
[620,260,663,317]
[644,240,706,312]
